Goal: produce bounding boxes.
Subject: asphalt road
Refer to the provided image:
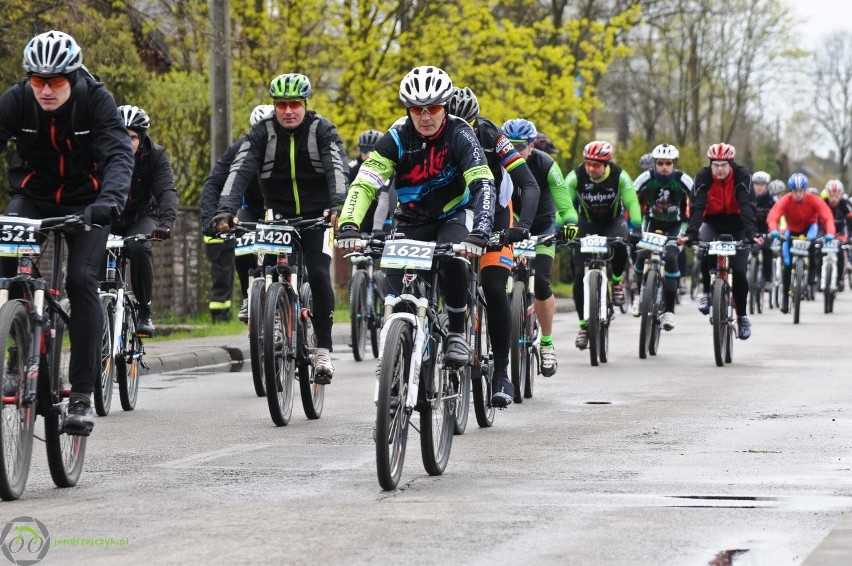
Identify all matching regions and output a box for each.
[4,290,852,565]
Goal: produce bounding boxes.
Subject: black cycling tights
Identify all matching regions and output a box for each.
[2,197,108,395]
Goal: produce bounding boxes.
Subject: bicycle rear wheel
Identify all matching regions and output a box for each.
[471,304,495,428]
[451,365,470,435]
[376,319,412,490]
[94,296,114,417]
[711,279,728,367]
[263,282,295,426]
[420,318,453,476]
[349,270,368,361]
[117,298,141,411]
[248,279,267,397]
[0,301,35,501]
[690,256,701,299]
[748,256,758,315]
[509,283,527,403]
[587,271,602,367]
[298,282,324,420]
[43,299,86,488]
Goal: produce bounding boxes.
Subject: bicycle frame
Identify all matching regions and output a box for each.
[820,240,838,293]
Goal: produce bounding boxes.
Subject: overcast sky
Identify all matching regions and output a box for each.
[793,0,852,48]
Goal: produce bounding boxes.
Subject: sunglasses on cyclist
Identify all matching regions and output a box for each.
[409,104,445,116]
[29,75,69,89]
[273,99,305,110]
[656,160,674,167]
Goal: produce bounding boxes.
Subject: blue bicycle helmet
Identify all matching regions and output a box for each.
[788,172,808,190]
[502,118,537,144]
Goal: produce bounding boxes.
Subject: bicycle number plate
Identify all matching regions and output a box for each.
[637,232,667,252]
[708,241,736,256]
[380,239,435,269]
[579,235,607,254]
[106,234,125,249]
[770,239,781,252]
[0,216,42,256]
[513,238,537,258]
[822,241,839,254]
[790,239,811,256]
[236,224,294,256]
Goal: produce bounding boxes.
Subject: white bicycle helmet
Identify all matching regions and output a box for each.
[250,104,274,127]
[22,30,83,75]
[651,143,679,161]
[751,171,771,184]
[398,66,454,107]
[118,105,151,131]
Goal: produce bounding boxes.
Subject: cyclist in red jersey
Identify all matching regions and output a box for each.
[767,172,835,313]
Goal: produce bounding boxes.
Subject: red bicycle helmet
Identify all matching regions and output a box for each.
[707,143,736,161]
[583,141,614,162]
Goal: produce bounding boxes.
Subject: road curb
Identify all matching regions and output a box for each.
[143,297,576,372]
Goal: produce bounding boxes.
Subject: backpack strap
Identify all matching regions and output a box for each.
[17,77,91,149]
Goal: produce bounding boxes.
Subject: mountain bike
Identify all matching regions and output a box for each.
[635,232,678,359]
[345,246,385,361]
[235,216,330,425]
[97,234,153,414]
[0,215,88,501]
[768,239,783,309]
[371,237,466,490]
[818,238,839,314]
[508,233,556,401]
[696,237,747,367]
[787,236,812,325]
[568,235,626,367]
[747,244,765,315]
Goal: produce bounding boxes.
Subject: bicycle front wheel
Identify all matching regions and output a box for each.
[0,301,35,501]
[638,271,658,359]
[263,282,295,426]
[94,296,115,417]
[711,278,728,367]
[587,271,602,367]
[793,259,803,324]
[350,270,368,361]
[370,270,385,359]
[376,319,412,490]
[117,299,141,411]
[824,262,835,314]
[509,283,527,403]
[248,279,267,397]
[43,299,87,488]
[471,304,494,428]
[748,255,758,315]
[298,282,324,420]
[420,319,454,476]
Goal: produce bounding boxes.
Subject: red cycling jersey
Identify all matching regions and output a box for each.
[767,192,836,235]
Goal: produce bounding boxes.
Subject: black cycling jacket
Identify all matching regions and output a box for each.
[217,111,348,218]
[122,134,178,228]
[0,74,132,214]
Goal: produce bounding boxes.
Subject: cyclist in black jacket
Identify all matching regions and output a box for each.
[113,105,179,337]
[751,171,777,291]
[336,66,496,369]
[0,31,134,435]
[201,105,271,323]
[446,87,539,406]
[212,74,348,383]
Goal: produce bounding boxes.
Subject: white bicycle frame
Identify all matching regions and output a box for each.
[102,236,127,358]
[374,295,429,411]
[820,242,838,293]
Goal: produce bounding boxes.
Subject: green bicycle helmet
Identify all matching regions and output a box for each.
[269,73,312,99]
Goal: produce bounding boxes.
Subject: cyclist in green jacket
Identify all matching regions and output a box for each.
[565,141,641,350]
